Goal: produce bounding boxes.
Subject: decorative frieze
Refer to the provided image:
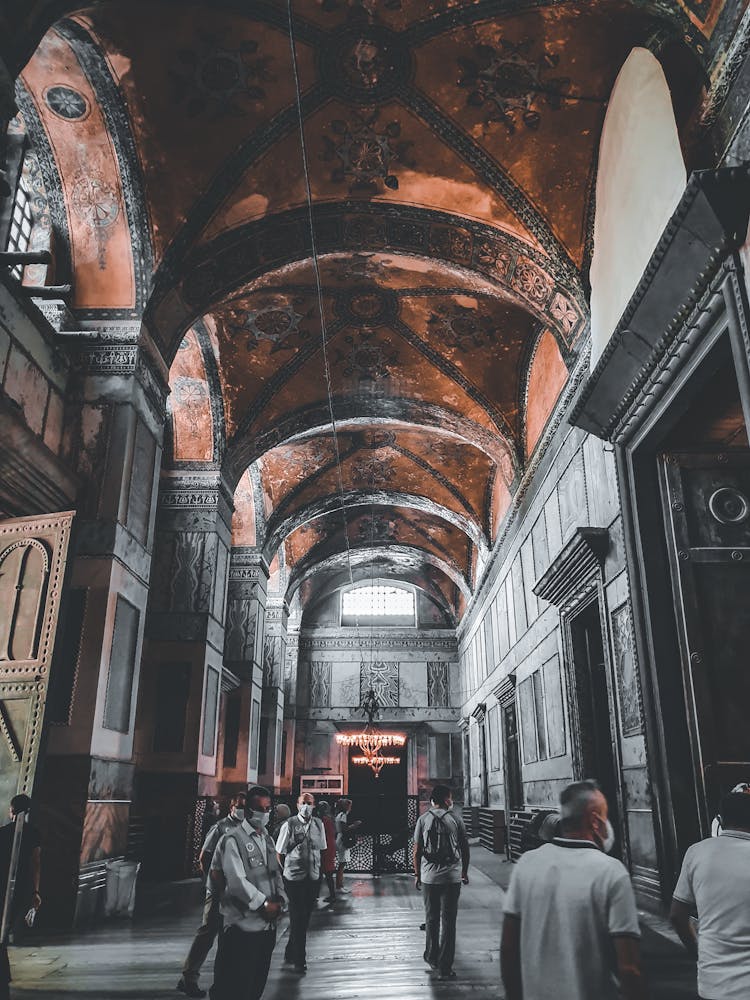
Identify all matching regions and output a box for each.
[299,635,457,651]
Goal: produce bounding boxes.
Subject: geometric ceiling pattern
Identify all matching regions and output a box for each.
[12,0,728,620]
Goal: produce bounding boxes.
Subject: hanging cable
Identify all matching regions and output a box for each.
[287,0,355,590]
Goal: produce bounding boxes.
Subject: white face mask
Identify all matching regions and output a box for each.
[231,807,245,822]
[249,810,270,829]
[298,802,313,820]
[599,818,616,854]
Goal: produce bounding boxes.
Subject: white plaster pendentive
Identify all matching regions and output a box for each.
[590,47,686,367]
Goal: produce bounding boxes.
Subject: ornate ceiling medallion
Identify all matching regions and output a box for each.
[323,111,413,193]
[427,305,500,352]
[458,40,571,134]
[169,37,273,116]
[340,329,399,382]
[44,85,90,121]
[319,26,411,103]
[351,456,395,487]
[240,302,307,353]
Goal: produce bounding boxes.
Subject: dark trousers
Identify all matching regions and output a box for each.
[284,878,318,966]
[209,924,276,1000]
[182,894,221,981]
[423,882,461,974]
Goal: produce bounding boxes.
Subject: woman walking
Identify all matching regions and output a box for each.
[334,799,361,893]
[317,802,337,904]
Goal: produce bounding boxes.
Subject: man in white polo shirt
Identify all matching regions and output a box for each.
[501,779,645,1000]
[671,790,750,1000]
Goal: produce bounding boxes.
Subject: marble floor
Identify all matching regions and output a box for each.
[7,869,698,999]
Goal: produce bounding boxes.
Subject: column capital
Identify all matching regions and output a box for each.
[59,324,169,430]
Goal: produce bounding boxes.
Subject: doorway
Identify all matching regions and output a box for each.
[503,701,523,810]
[347,744,407,835]
[568,596,622,854]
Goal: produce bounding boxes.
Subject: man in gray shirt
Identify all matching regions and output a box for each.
[412,784,469,981]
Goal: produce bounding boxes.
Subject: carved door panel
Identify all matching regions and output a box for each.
[661,453,750,833]
[503,702,523,810]
[0,512,73,805]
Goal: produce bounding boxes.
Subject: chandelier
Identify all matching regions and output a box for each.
[335,687,406,778]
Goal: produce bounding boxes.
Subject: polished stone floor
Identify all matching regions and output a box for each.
[8,868,698,999]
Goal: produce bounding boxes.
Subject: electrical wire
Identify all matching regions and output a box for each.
[287,0,355,591]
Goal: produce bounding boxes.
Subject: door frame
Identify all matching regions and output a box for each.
[574,240,750,896]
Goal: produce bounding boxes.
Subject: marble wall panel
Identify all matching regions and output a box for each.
[400,660,427,707]
[80,801,129,864]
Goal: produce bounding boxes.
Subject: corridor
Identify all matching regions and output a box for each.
[8,870,698,1000]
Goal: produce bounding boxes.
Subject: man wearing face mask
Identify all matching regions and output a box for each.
[209,786,285,1000]
[275,792,327,973]
[501,780,645,1000]
[178,791,248,998]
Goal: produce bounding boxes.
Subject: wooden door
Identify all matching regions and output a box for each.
[0,511,73,806]
[661,452,750,834]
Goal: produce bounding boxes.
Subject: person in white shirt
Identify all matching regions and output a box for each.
[501,779,645,1000]
[671,790,750,1000]
[177,791,246,999]
[276,792,327,973]
[209,786,285,1000]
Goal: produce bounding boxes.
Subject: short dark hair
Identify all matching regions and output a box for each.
[720,791,750,830]
[431,784,452,807]
[10,795,31,816]
[230,790,247,804]
[247,785,271,805]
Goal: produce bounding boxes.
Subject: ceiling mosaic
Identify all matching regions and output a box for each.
[11,0,729,618]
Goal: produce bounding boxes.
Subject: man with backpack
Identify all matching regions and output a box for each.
[208,786,285,1000]
[412,784,470,981]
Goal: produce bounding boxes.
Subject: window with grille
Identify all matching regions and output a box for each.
[341,583,416,626]
[6,177,33,280]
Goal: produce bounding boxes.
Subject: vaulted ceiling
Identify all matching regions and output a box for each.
[11,0,729,620]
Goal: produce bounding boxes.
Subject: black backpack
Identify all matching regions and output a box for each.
[422,810,459,865]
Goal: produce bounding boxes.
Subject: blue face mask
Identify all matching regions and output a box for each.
[298,803,313,820]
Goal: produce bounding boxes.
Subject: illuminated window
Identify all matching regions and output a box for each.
[341,584,416,626]
[6,175,32,281]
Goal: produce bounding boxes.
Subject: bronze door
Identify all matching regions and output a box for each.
[503,702,523,810]
[0,512,73,806]
[661,453,750,834]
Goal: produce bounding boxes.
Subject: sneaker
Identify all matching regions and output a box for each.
[176,979,207,999]
[323,896,336,903]
[438,970,457,981]
[294,963,307,974]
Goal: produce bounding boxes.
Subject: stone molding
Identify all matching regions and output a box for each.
[492,674,516,706]
[533,527,609,608]
[299,635,457,651]
[571,168,750,441]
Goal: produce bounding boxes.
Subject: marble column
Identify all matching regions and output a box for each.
[280,626,300,795]
[38,324,168,927]
[259,598,287,794]
[222,548,268,790]
[134,470,232,879]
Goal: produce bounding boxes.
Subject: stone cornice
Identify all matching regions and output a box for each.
[533,527,608,608]
[571,167,750,441]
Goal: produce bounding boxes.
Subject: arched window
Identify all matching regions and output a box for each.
[341,582,416,627]
[6,172,33,280]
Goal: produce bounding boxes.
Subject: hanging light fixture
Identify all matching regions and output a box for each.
[335,686,406,778]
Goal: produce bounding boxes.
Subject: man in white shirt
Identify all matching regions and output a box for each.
[276,792,327,973]
[671,791,750,1000]
[178,791,246,998]
[501,780,645,1000]
[209,786,285,1000]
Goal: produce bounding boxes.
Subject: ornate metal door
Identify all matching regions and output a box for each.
[0,512,73,806]
[661,452,750,834]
